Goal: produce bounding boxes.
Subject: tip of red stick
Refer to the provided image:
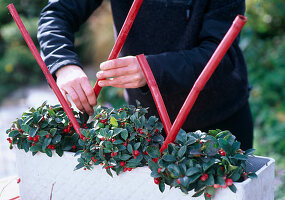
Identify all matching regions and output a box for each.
[238,15,247,22]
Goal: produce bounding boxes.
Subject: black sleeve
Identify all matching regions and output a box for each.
[37,0,103,77]
[145,0,246,95]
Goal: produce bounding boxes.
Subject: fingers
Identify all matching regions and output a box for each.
[60,89,72,107]
[56,65,97,115]
[98,74,145,88]
[100,56,135,71]
[97,56,147,89]
[96,65,137,79]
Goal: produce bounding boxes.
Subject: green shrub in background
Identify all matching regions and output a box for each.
[0,0,48,102]
[243,1,285,199]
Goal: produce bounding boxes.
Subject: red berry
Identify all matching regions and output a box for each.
[110,166,114,169]
[120,161,126,167]
[7,138,12,144]
[219,149,226,156]
[31,143,35,146]
[101,137,105,141]
[111,152,117,157]
[200,174,209,182]
[105,166,109,169]
[127,168,132,171]
[112,138,116,142]
[92,157,98,162]
[206,193,212,198]
[152,158,158,163]
[121,122,125,126]
[19,129,23,133]
[17,178,21,184]
[146,138,151,142]
[123,168,127,172]
[28,136,33,141]
[41,117,45,122]
[101,119,106,123]
[133,150,140,157]
[139,130,144,134]
[119,108,124,111]
[158,168,162,173]
[220,166,225,172]
[72,145,76,149]
[213,184,220,189]
[33,136,39,142]
[83,168,86,170]
[45,134,50,138]
[177,179,181,184]
[123,142,127,147]
[108,138,112,142]
[143,151,148,155]
[154,178,160,184]
[155,129,159,133]
[48,145,52,149]
[225,178,233,186]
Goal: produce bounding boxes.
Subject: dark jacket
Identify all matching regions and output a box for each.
[38,0,249,131]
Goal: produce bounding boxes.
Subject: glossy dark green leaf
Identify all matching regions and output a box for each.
[45,148,52,157]
[186,167,201,176]
[146,146,161,158]
[178,146,187,158]
[167,164,181,177]
[162,154,176,162]
[159,181,165,192]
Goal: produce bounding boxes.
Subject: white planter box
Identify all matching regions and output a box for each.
[15,149,275,200]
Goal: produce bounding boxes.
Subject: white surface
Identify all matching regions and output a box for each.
[15,149,275,200]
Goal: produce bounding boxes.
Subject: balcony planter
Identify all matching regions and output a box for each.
[15,149,274,200]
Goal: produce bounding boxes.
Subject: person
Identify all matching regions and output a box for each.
[37,0,253,150]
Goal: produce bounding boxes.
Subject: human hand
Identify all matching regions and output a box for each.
[55,65,97,115]
[96,56,146,89]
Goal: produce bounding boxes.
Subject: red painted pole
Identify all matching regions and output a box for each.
[8,4,84,139]
[93,0,143,97]
[160,15,248,153]
[136,54,172,135]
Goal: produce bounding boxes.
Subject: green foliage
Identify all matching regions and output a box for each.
[0,0,48,102]
[75,102,164,176]
[6,101,88,157]
[147,130,257,199]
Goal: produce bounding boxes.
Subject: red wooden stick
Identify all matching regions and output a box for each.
[94,0,143,97]
[160,15,248,153]
[8,4,84,139]
[136,54,172,135]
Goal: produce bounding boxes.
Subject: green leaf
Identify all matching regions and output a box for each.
[21,124,30,133]
[121,129,128,141]
[134,142,141,150]
[121,154,132,161]
[202,159,216,171]
[105,141,113,149]
[113,128,123,136]
[192,189,204,197]
[188,173,201,184]
[30,145,41,152]
[167,164,181,177]
[50,128,57,136]
[216,176,226,186]
[22,140,29,152]
[113,139,123,145]
[159,181,165,193]
[29,127,38,137]
[162,154,176,162]
[43,138,52,150]
[56,148,64,157]
[110,117,118,127]
[9,130,19,137]
[74,163,84,171]
[248,172,258,179]
[45,148,52,157]
[186,167,201,176]
[245,149,256,155]
[229,184,237,193]
[106,167,113,177]
[232,154,248,160]
[38,131,48,137]
[127,144,133,154]
[52,135,62,144]
[146,146,161,158]
[178,146,187,158]
[23,116,33,125]
[205,174,215,186]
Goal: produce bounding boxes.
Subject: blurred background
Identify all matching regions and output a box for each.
[0,0,284,199]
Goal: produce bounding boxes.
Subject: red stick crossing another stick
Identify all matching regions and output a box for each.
[7,4,84,139]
